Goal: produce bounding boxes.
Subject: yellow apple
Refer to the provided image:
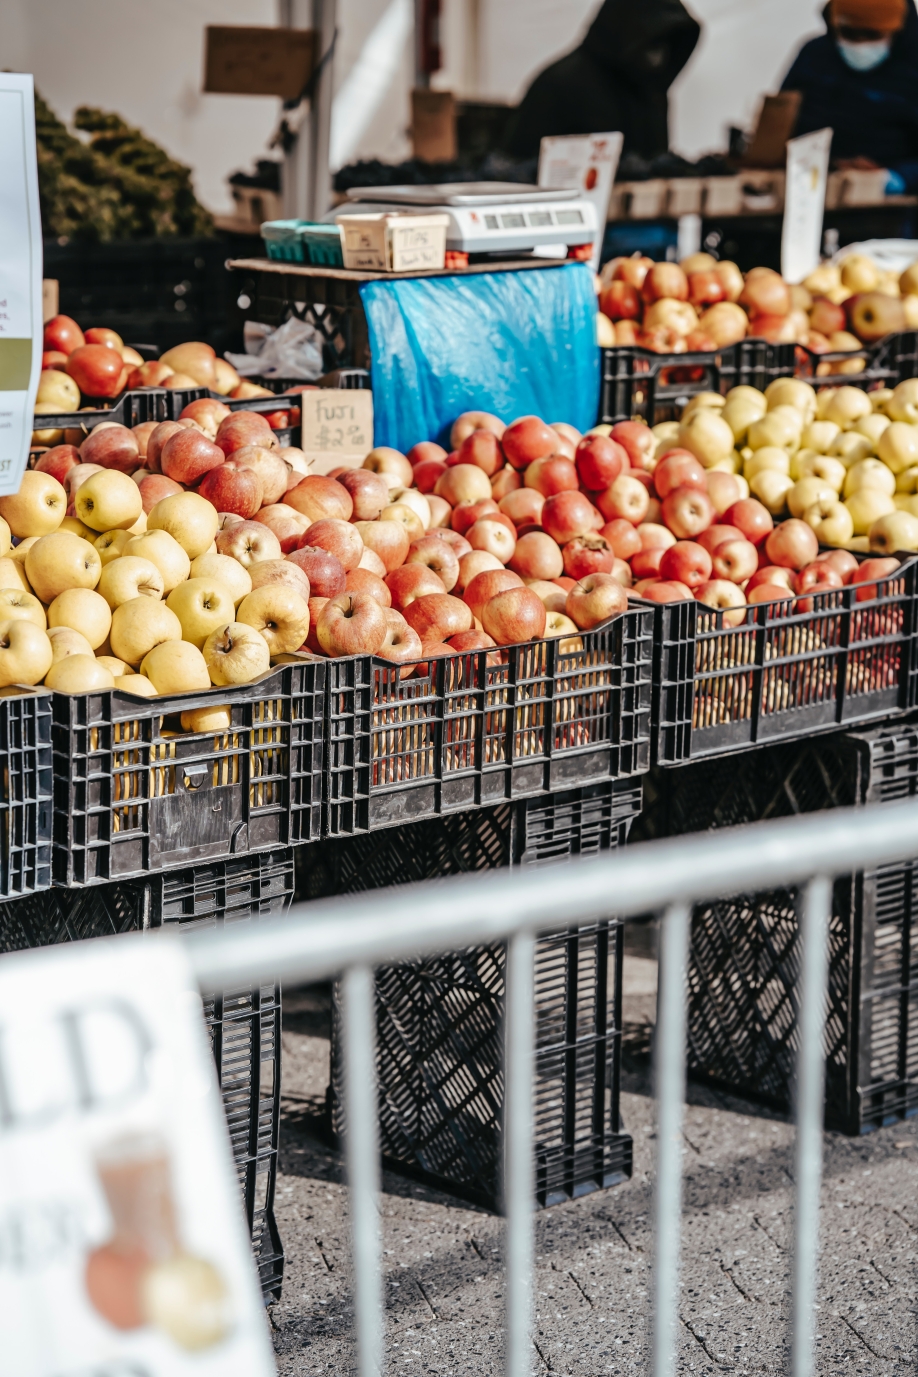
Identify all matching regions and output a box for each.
[115,673,157,696]
[45,655,115,692]
[877,422,918,475]
[823,387,873,428]
[869,510,918,554]
[180,704,232,732]
[47,588,112,648]
[0,516,11,559]
[36,369,80,410]
[787,477,837,519]
[747,409,802,454]
[678,410,735,468]
[236,586,310,655]
[139,640,211,694]
[749,470,794,515]
[25,531,102,603]
[896,466,918,494]
[872,388,895,414]
[94,530,132,565]
[720,398,766,444]
[110,597,182,667]
[803,497,854,547]
[895,494,918,516]
[845,488,896,535]
[98,557,165,609]
[744,447,791,480]
[0,589,46,630]
[843,459,896,499]
[148,492,219,559]
[801,420,840,452]
[0,557,31,593]
[165,578,236,649]
[764,378,817,420]
[202,622,271,686]
[58,515,96,543]
[841,253,880,293]
[75,470,143,533]
[96,655,132,677]
[11,537,38,566]
[387,487,431,529]
[854,412,891,449]
[189,553,252,605]
[123,530,191,593]
[0,621,51,686]
[0,471,67,538]
[790,454,845,492]
[47,626,95,663]
[830,431,873,467]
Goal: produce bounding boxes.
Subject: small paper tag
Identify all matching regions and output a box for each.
[0,933,276,1377]
[538,132,623,272]
[782,128,833,284]
[299,389,374,473]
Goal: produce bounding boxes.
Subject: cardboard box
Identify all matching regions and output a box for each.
[743,92,802,169]
[204,26,316,100]
[339,213,449,273]
[703,176,743,216]
[666,178,703,217]
[623,180,667,219]
[411,89,457,163]
[42,279,58,323]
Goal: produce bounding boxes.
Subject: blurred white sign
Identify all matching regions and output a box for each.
[0,934,276,1377]
[538,132,623,273]
[782,127,832,284]
[0,73,42,497]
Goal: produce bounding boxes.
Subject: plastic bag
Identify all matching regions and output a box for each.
[224,316,324,380]
[359,262,600,452]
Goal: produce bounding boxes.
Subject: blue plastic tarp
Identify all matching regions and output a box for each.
[359,262,600,453]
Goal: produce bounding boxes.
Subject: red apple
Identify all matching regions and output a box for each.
[575,436,628,491]
[524,455,579,497]
[705,470,743,516]
[499,488,545,530]
[653,452,706,502]
[198,460,263,518]
[597,475,650,525]
[288,545,347,598]
[562,534,616,579]
[467,519,517,564]
[566,573,628,629]
[659,541,712,589]
[138,474,184,513]
[452,498,500,535]
[448,629,499,655]
[457,430,504,476]
[80,423,141,475]
[688,271,726,308]
[215,410,276,456]
[724,498,774,547]
[406,534,460,591]
[335,469,390,521]
[748,584,795,606]
[407,441,448,467]
[84,327,123,350]
[146,420,190,474]
[356,520,410,573]
[432,528,472,557]
[821,548,860,582]
[852,556,900,602]
[611,421,656,473]
[413,459,448,493]
[747,565,795,594]
[661,486,715,539]
[450,411,506,449]
[481,586,546,645]
[600,519,642,560]
[386,563,448,611]
[542,491,601,545]
[711,539,759,584]
[42,350,68,371]
[178,398,231,438]
[501,416,557,470]
[642,263,689,304]
[301,518,363,572]
[66,344,125,399]
[795,562,843,594]
[463,568,524,622]
[253,503,310,553]
[131,421,159,460]
[698,523,743,554]
[810,297,847,336]
[739,268,791,319]
[599,280,642,321]
[302,597,329,655]
[161,430,226,485]
[34,444,80,486]
[631,547,666,580]
[695,579,747,625]
[491,467,522,500]
[317,590,388,656]
[639,581,693,604]
[285,475,354,523]
[404,593,473,641]
[43,315,85,356]
[764,519,819,571]
[638,522,676,550]
[614,256,653,289]
[508,531,563,581]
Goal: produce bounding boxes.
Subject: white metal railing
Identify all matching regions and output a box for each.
[182,798,918,1377]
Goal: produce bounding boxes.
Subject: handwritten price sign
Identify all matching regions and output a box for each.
[299,390,374,474]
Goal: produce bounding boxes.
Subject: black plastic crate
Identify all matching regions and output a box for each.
[649,553,918,764]
[0,848,294,1299]
[320,605,653,836]
[633,724,918,1135]
[299,780,641,1209]
[598,339,797,426]
[796,329,918,390]
[0,688,53,899]
[228,262,370,373]
[51,660,324,886]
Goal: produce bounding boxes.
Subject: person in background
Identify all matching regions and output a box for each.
[782,0,918,193]
[501,0,700,162]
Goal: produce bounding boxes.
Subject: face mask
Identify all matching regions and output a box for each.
[837,36,892,70]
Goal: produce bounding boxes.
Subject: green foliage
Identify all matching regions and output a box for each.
[36,91,213,241]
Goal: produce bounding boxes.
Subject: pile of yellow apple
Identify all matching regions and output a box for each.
[664,377,918,554]
[596,250,918,359]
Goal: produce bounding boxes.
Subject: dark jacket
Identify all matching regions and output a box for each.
[501,0,700,162]
[781,1,918,190]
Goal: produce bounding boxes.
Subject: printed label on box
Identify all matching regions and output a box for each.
[0,933,276,1377]
[299,390,374,472]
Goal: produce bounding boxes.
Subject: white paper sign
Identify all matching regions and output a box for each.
[538,132,624,273]
[0,934,276,1377]
[0,74,42,496]
[782,127,833,284]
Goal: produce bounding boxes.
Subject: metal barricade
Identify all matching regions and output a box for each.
[177,799,918,1374]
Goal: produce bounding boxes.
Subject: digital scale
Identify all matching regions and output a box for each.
[336,183,598,261]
